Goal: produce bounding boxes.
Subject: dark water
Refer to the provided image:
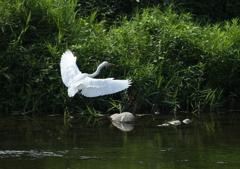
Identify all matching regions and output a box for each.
[1,113,240,169]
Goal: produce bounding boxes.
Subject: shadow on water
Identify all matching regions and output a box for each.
[1,112,240,169]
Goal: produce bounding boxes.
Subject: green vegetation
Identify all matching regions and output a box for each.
[0,0,240,115]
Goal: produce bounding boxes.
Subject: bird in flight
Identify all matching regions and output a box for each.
[60,50,131,98]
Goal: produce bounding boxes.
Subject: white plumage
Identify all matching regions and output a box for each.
[60,50,131,97]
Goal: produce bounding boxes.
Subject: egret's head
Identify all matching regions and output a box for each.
[102,61,115,66]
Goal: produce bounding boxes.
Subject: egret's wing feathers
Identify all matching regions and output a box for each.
[60,50,81,87]
[80,77,131,97]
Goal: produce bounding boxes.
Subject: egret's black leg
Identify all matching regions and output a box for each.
[64,97,73,126]
[65,97,73,114]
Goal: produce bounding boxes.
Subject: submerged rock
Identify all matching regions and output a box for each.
[168,120,181,125]
[110,112,135,123]
[182,119,191,124]
[157,123,170,127]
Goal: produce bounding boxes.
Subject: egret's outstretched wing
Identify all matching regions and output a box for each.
[80,77,131,97]
[60,50,81,87]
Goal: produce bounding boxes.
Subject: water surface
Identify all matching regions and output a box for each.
[0,113,240,169]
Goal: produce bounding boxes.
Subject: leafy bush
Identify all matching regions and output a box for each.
[0,1,240,115]
[75,0,240,23]
[171,0,240,22]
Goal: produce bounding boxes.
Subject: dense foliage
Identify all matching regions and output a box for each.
[75,0,240,23]
[0,0,240,115]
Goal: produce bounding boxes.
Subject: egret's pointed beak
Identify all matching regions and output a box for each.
[108,63,115,65]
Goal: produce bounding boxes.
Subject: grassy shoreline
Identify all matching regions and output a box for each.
[0,0,240,115]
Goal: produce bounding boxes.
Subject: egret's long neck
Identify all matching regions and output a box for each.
[88,63,107,78]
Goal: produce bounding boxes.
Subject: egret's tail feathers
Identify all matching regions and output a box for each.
[127,79,132,86]
[68,87,78,97]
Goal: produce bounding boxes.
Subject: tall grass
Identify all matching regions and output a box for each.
[0,1,239,115]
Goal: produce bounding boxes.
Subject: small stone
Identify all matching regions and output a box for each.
[168,120,181,125]
[182,119,191,124]
[158,123,170,127]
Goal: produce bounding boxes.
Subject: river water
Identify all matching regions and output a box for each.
[0,112,240,169]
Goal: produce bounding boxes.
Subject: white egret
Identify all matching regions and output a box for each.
[60,50,131,97]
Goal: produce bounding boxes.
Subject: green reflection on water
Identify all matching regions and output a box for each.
[0,113,240,169]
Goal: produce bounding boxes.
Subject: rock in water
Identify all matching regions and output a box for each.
[157,123,170,127]
[168,120,181,125]
[182,119,191,124]
[110,112,135,123]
